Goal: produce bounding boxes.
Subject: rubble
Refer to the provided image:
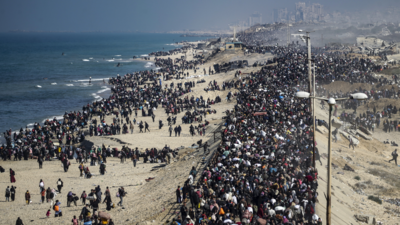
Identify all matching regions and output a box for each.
[344,164,355,172]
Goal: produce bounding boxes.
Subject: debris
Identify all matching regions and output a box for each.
[343,164,355,172]
[145,177,155,182]
[354,215,369,223]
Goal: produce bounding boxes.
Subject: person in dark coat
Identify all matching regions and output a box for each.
[15,217,24,225]
[10,168,16,183]
[10,186,16,201]
[102,192,113,211]
[176,186,181,203]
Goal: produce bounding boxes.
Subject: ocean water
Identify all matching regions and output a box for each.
[0,33,204,137]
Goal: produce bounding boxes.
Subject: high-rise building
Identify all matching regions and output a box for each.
[274,2,325,23]
[273,8,288,22]
[249,12,262,26]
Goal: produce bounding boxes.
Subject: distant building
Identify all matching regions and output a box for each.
[225,42,244,51]
[249,12,262,26]
[274,8,288,22]
[275,2,324,23]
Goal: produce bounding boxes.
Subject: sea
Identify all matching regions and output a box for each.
[0,33,206,141]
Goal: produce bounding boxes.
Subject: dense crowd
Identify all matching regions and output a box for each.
[172,45,324,225]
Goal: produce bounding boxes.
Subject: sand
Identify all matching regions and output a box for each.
[312,89,400,224]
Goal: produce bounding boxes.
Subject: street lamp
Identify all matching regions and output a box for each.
[298,30,315,168]
[295,91,367,225]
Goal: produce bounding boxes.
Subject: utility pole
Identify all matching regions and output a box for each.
[287,23,289,46]
[287,23,291,46]
[327,103,333,225]
[300,29,315,167]
[322,34,324,47]
[233,26,236,42]
[312,62,316,169]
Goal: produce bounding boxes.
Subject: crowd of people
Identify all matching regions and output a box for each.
[3,28,400,224]
[170,45,326,225]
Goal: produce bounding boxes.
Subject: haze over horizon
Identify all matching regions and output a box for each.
[0,0,399,33]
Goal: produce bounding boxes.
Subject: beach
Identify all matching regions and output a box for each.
[0,39,268,224]
[2,33,400,225]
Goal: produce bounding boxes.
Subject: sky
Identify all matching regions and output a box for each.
[0,0,399,32]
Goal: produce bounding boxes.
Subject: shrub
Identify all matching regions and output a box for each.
[368,195,382,204]
[354,176,361,181]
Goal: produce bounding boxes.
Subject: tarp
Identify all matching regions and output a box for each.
[253,112,267,116]
[98,211,111,220]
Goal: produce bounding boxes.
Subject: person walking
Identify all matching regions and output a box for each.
[54,200,62,217]
[80,191,87,205]
[15,217,24,225]
[57,179,63,193]
[176,186,181,203]
[10,168,16,183]
[79,163,84,177]
[348,136,355,150]
[139,122,144,133]
[130,122,134,134]
[117,187,125,206]
[71,215,78,225]
[67,191,77,207]
[46,187,52,203]
[25,190,31,204]
[102,191,113,211]
[389,149,398,165]
[37,155,43,169]
[40,188,45,203]
[39,179,45,193]
[132,154,137,168]
[10,186,16,201]
[203,142,208,154]
[145,122,150,132]
[5,186,10,202]
[169,125,173,137]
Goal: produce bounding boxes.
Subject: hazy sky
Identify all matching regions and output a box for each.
[0,0,399,32]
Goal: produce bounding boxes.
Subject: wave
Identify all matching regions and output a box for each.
[91,93,102,99]
[82,59,90,61]
[26,123,35,128]
[89,57,93,59]
[51,83,57,85]
[114,55,121,57]
[65,84,74,86]
[140,54,149,57]
[144,62,155,68]
[106,60,114,62]
[97,88,111,94]
[166,43,182,46]
[76,78,109,82]
[42,115,64,123]
[36,85,42,88]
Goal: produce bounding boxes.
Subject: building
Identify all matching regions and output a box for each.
[225,42,244,51]
[274,8,288,22]
[249,12,262,26]
[274,2,324,23]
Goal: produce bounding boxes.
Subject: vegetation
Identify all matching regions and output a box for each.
[368,195,382,204]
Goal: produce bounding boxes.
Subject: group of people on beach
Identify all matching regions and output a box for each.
[3,27,400,225]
